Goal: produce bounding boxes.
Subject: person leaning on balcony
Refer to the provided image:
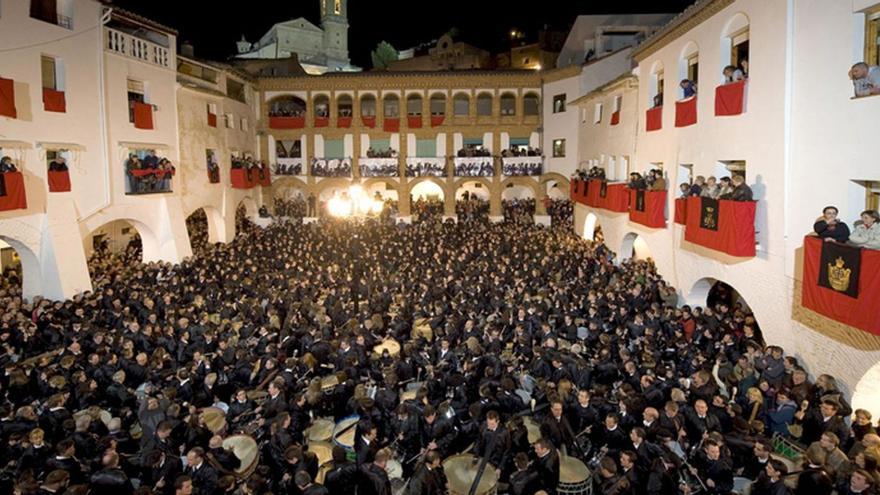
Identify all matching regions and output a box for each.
[849,62,880,98]
[850,210,880,250]
[680,79,697,98]
[0,156,18,173]
[628,172,647,190]
[723,65,745,83]
[718,177,734,198]
[690,175,705,196]
[649,169,667,191]
[679,183,691,198]
[48,156,68,172]
[814,206,851,243]
[720,175,753,201]
[700,176,720,199]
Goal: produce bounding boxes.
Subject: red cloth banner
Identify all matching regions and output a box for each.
[431,115,445,127]
[47,170,71,192]
[674,198,688,225]
[269,116,305,129]
[715,80,747,116]
[230,168,255,189]
[42,88,66,113]
[207,113,217,127]
[362,116,376,128]
[646,106,663,131]
[259,167,271,186]
[610,111,620,126]
[629,190,666,228]
[802,235,880,335]
[314,116,329,128]
[570,179,589,204]
[601,183,630,212]
[407,116,423,128]
[0,78,16,119]
[675,97,697,127]
[684,196,756,257]
[337,116,352,128]
[0,172,27,211]
[586,179,603,207]
[383,117,400,132]
[133,102,154,129]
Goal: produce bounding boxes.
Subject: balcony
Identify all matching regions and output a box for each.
[405,157,446,177]
[105,27,172,69]
[359,158,399,177]
[501,156,543,176]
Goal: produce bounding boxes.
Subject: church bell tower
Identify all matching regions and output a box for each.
[321,0,350,70]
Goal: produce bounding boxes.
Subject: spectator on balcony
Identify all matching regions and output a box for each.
[850,62,880,98]
[679,183,691,198]
[143,150,159,169]
[48,156,68,172]
[653,91,663,108]
[814,206,851,243]
[0,156,18,173]
[588,166,606,180]
[723,65,746,84]
[648,169,667,191]
[690,175,706,197]
[680,79,697,98]
[720,175,753,201]
[850,210,880,250]
[718,177,734,198]
[628,172,647,190]
[700,176,720,199]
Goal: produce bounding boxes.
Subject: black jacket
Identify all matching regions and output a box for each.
[89,468,134,495]
[324,461,358,495]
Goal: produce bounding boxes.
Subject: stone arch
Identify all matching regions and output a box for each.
[363,178,402,201]
[237,196,258,220]
[313,178,353,200]
[454,177,493,201]
[453,92,470,116]
[501,176,541,198]
[523,91,540,116]
[85,217,158,263]
[406,93,423,116]
[267,94,306,115]
[540,172,570,199]
[272,176,309,200]
[852,363,880,423]
[185,206,224,246]
[407,177,448,201]
[582,212,599,241]
[619,232,652,262]
[685,277,754,314]
[0,235,42,301]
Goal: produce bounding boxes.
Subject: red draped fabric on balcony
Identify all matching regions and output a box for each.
[646,106,662,131]
[802,236,880,335]
[132,102,154,129]
[431,115,445,127]
[586,179,603,207]
[570,179,590,204]
[610,111,620,126]
[47,170,71,192]
[629,190,667,228]
[207,113,217,127]
[383,118,400,132]
[314,116,329,128]
[407,116,423,128]
[42,88,66,113]
[0,78,16,119]
[674,198,688,225]
[0,172,27,211]
[337,116,352,128]
[269,116,305,129]
[601,183,630,212]
[230,169,256,189]
[715,80,747,116]
[675,97,697,127]
[362,116,376,128]
[260,168,271,186]
[684,196,756,257]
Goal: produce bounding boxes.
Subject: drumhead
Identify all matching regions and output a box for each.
[333,415,359,448]
[559,455,590,484]
[222,435,259,476]
[306,419,335,443]
[442,454,497,495]
[386,459,403,480]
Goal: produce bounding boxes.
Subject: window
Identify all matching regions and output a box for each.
[226,79,246,104]
[127,78,145,123]
[552,139,566,158]
[46,149,68,168]
[613,95,622,113]
[337,94,353,117]
[687,53,700,85]
[41,55,64,90]
[500,92,516,116]
[715,160,746,182]
[360,94,376,117]
[593,103,603,124]
[864,181,880,211]
[553,94,566,113]
[678,164,693,186]
[866,6,880,66]
[30,0,73,29]
[383,95,399,118]
[730,28,749,70]
[476,93,493,116]
[240,118,248,131]
[406,94,422,116]
[523,92,539,115]
[416,139,436,157]
[314,94,330,118]
[430,94,446,116]
[225,113,234,129]
[581,108,587,123]
[453,93,469,116]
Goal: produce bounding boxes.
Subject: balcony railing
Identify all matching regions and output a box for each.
[105,28,172,69]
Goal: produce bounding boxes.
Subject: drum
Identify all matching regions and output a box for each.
[522,416,542,444]
[308,441,334,483]
[333,415,360,455]
[306,419,335,443]
[442,454,498,495]
[321,374,340,392]
[246,390,268,403]
[733,476,753,495]
[386,458,404,480]
[222,435,259,478]
[558,455,592,495]
[200,407,227,434]
[75,408,113,428]
[373,339,401,358]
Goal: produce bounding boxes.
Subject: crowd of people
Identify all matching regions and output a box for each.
[502,161,543,177]
[125,151,176,194]
[268,107,305,118]
[365,149,398,159]
[273,162,303,177]
[679,175,754,202]
[359,162,399,178]
[454,160,494,177]
[456,146,492,158]
[455,194,489,223]
[572,166,606,182]
[230,157,270,183]
[404,161,446,178]
[273,197,308,219]
[502,198,536,224]
[814,206,880,250]
[501,147,542,158]
[627,170,667,192]
[546,199,573,228]
[0,195,876,495]
[311,159,352,178]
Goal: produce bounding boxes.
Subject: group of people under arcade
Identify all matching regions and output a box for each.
[0,199,878,495]
[125,151,176,194]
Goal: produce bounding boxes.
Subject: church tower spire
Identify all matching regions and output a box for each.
[320,0,350,70]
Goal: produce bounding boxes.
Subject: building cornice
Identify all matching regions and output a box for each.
[631,0,735,63]
[569,74,639,106]
[257,71,543,92]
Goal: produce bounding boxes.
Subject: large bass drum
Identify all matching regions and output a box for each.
[558,454,592,494]
[222,435,259,479]
[442,454,498,495]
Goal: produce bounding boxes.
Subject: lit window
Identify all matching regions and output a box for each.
[552,139,566,158]
[553,94,566,113]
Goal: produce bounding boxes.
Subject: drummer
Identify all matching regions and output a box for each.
[475,411,511,478]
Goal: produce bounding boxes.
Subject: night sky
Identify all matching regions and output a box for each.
[111,0,696,68]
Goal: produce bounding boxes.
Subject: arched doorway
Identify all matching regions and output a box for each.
[85,219,157,284]
[455,180,491,222]
[186,209,209,252]
[852,364,880,424]
[0,237,41,301]
[620,232,652,261]
[686,277,762,342]
[410,180,444,202]
[582,213,600,241]
[502,184,535,223]
[409,180,445,221]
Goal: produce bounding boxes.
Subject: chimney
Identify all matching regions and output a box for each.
[180,40,194,58]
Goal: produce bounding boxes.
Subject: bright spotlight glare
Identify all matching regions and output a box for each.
[328,197,351,217]
[371,200,384,214]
